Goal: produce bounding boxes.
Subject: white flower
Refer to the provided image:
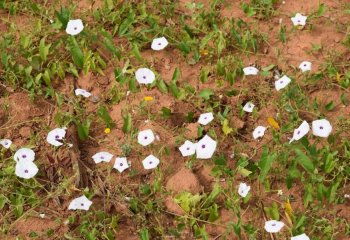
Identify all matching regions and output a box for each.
[198,112,214,125]
[312,119,332,138]
[137,129,155,146]
[151,37,169,51]
[0,139,12,149]
[75,88,91,98]
[243,66,259,76]
[238,182,251,197]
[195,135,217,159]
[39,213,45,218]
[179,140,196,157]
[253,126,266,139]
[135,68,156,84]
[291,233,310,240]
[299,61,312,72]
[14,148,35,162]
[243,102,255,113]
[291,13,307,27]
[264,220,285,233]
[290,121,310,143]
[275,75,291,91]
[68,195,92,211]
[15,159,39,179]
[92,152,113,164]
[142,155,160,170]
[113,157,129,173]
[46,128,66,147]
[277,190,283,196]
[66,19,84,36]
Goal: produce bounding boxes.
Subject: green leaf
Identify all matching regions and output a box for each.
[294,149,314,173]
[139,228,149,240]
[157,79,168,93]
[118,12,135,36]
[132,43,142,62]
[199,89,214,100]
[172,67,181,82]
[258,147,277,182]
[122,113,132,133]
[54,7,70,28]
[77,120,91,141]
[97,106,115,128]
[68,37,84,69]
[39,37,50,63]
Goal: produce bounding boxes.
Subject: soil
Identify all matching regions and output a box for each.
[0,0,349,239]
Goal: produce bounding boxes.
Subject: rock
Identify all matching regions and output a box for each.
[166,167,202,194]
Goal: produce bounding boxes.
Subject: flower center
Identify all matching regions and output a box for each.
[143,76,146,79]
[271,223,276,227]
[186,147,190,151]
[22,154,27,158]
[201,144,206,149]
[55,135,60,139]
[297,130,300,134]
[120,163,123,166]
[144,136,148,140]
[280,80,283,84]
[24,169,28,173]
[319,126,324,130]
[100,156,104,159]
[74,27,77,30]
[304,64,307,67]
[149,161,152,165]
[158,42,161,45]
[81,203,84,206]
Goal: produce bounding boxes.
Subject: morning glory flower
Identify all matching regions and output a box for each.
[195,135,217,159]
[253,126,266,139]
[14,148,35,162]
[151,37,169,51]
[179,140,196,157]
[92,152,113,164]
[243,66,259,76]
[198,112,214,125]
[135,68,156,84]
[291,233,310,240]
[275,75,291,91]
[66,19,84,36]
[15,159,39,179]
[142,155,160,169]
[312,119,332,138]
[75,89,91,98]
[289,121,310,143]
[46,128,66,147]
[264,220,285,233]
[68,195,92,211]
[299,61,312,72]
[291,13,307,27]
[138,129,155,146]
[0,139,12,149]
[113,157,129,173]
[238,182,251,197]
[243,102,255,113]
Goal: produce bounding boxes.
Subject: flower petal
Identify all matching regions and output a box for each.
[151,37,169,51]
[113,157,129,173]
[138,129,155,146]
[14,148,35,162]
[66,19,84,36]
[179,140,196,157]
[195,135,217,159]
[92,152,113,164]
[135,68,156,84]
[68,195,92,211]
[15,159,39,179]
[198,112,214,125]
[142,155,160,169]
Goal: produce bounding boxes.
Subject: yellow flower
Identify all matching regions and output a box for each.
[267,117,280,130]
[104,128,111,134]
[200,49,209,56]
[144,96,153,101]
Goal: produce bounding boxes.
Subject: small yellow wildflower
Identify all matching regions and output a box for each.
[104,128,111,134]
[200,49,209,56]
[144,96,154,101]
